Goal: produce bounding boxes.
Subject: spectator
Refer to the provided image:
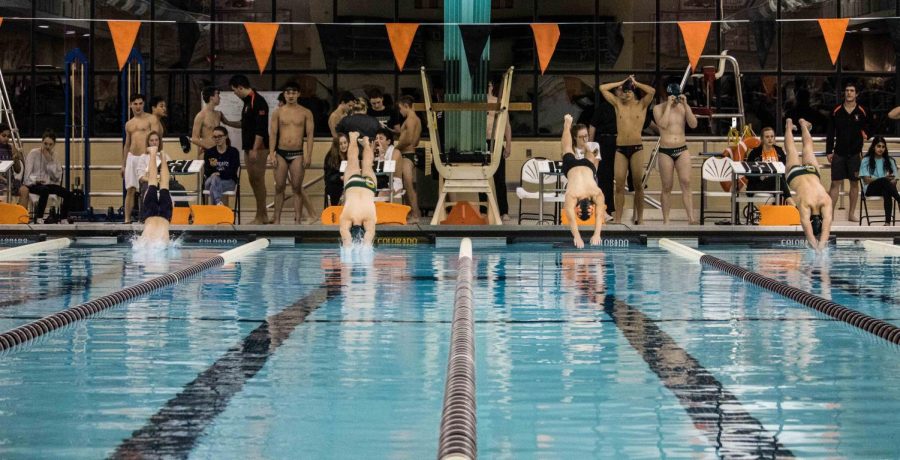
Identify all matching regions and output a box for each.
[825,82,869,222]
[859,136,899,225]
[18,130,71,223]
[324,133,349,206]
[745,126,794,206]
[329,91,356,138]
[203,127,240,207]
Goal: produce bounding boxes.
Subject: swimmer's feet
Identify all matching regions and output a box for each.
[249,216,269,225]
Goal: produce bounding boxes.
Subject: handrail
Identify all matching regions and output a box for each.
[437,238,477,460]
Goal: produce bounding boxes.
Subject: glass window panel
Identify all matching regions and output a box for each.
[741,74,779,133]
[153,1,211,70]
[598,3,655,71]
[33,21,91,70]
[0,19,31,71]
[150,72,194,137]
[490,25,534,72]
[537,74,595,136]
[841,24,895,72]
[93,74,121,137]
[781,75,837,135]
[720,1,778,71]
[855,75,896,136]
[507,74,535,136]
[5,74,33,137]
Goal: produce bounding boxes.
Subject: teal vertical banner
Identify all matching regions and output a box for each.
[444,0,490,153]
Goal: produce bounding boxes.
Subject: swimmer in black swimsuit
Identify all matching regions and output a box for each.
[561,114,606,249]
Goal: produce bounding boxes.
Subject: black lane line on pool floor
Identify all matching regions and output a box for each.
[600,294,794,459]
[111,284,336,459]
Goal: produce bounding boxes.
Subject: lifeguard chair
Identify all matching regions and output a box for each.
[418,66,516,225]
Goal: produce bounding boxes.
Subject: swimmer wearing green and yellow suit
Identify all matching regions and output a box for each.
[784,118,833,251]
[339,132,377,247]
[561,114,606,249]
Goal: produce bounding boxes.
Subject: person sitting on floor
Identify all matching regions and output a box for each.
[18,129,72,223]
[136,147,173,247]
[859,136,899,225]
[784,118,832,251]
[339,132,377,247]
[203,127,240,207]
[561,114,606,248]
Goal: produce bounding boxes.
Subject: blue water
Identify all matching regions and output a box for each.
[0,243,898,458]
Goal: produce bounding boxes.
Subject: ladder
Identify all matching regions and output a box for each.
[0,68,23,156]
[0,68,23,202]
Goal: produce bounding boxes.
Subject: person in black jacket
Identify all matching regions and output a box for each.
[230,74,269,224]
[825,82,869,222]
[745,126,794,205]
[203,127,240,206]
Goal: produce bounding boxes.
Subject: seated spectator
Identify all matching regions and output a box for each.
[745,126,794,206]
[203,127,240,206]
[324,133,349,206]
[0,124,23,197]
[859,136,900,225]
[18,130,71,223]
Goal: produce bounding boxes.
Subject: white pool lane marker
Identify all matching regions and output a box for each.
[862,239,900,257]
[0,238,71,261]
[0,239,270,352]
[659,238,900,346]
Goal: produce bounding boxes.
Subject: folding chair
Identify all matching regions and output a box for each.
[515,157,566,224]
[859,179,898,226]
[700,156,735,224]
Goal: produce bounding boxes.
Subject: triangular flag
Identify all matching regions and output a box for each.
[677,21,711,70]
[458,25,492,75]
[107,20,141,71]
[386,23,419,71]
[243,22,280,74]
[818,18,849,66]
[530,24,560,74]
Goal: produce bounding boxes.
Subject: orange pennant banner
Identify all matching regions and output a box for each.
[386,23,419,71]
[677,21,712,70]
[530,24,560,75]
[244,22,280,74]
[818,18,849,66]
[108,20,141,71]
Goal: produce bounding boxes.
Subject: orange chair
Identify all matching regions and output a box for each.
[440,201,487,225]
[189,205,234,225]
[757,205,800,226]
[321,206,343,225]
[0,203,29,224]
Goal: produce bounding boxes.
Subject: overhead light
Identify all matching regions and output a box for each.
[38,25,49,29]
[66,30,75,35]
[82,33,90,37]
[860,27,870,32]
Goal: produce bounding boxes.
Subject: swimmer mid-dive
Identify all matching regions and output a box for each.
[339,132,377,247]
[136,147,172,247]
[561,114,606,248]
[784,118,832,251]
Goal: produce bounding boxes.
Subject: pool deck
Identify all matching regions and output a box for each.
[1,220,896,246]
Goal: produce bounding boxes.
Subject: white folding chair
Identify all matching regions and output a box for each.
[515,157,567,224]
[700,156,735,224]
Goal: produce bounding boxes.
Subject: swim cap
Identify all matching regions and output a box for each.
[811,215,823,238]
[349,225,365,242]
[666,83,681,96]
[577,199,592,221]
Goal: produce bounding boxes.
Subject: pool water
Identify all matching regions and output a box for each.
[0,243,898,458]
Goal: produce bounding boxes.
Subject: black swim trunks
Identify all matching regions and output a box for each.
[617,144,644,160]
[141,185,173,222]
[562,152,596,176]
[276,149,303,162]
[659,145,688,160]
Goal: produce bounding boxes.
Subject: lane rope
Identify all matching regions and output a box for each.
[659,238,900,345]
[0,239,270,352]
[437,238,477,460]
[0,238,71,261]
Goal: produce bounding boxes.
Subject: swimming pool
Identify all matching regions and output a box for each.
[0,243,898,458]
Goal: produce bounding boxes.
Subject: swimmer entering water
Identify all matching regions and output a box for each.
[339,132,377,247]
[784,118,833,251]
[561,114,606,248]
[136,147,173,247]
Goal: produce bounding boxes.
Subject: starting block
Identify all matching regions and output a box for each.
[189,205,234,225]
[320,202,412,225]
